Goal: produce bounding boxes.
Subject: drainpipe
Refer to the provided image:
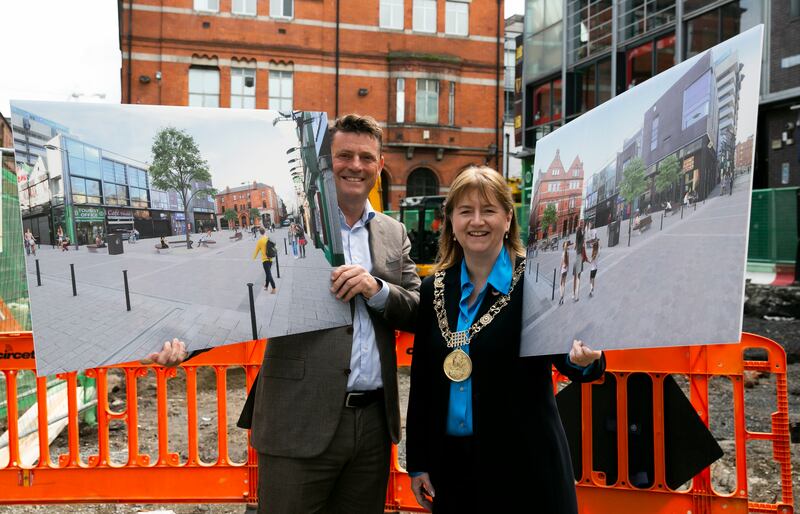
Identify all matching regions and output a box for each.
[127,0,133,103]
[495,0,501,170]
[335,0,340,117]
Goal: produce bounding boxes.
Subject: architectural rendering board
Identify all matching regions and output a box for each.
[522,27,763,357]
[1,152,32,333]
[10,102,349,375]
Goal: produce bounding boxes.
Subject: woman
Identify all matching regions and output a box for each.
[559,240,570,305]
[589,240,599,298]
[406,166,605,514]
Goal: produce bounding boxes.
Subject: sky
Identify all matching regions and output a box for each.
[12,100,304,211]
[532,26,764,185]
[0,1,526,117]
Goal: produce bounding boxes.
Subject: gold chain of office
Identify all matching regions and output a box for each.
[433,260,525,349]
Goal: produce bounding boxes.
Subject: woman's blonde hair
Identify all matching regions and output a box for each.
[435,165,525,271]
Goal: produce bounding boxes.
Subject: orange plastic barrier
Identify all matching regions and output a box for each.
[387,332,795,513]
[0,332,794,514]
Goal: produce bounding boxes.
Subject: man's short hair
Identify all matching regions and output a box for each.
[259,228,266,235]
[330,114,383,153]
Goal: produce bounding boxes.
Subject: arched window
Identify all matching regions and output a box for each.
[406,168,438,197]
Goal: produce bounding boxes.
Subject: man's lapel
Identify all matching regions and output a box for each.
[367,214,388,279]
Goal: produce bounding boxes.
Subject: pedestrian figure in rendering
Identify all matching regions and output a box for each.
[253,227,277,293]
[159,236,169,249]
[290,222,300,258]
[57,225,64,247]
[559,241,569,305]
[24,229,35,256]
[589,240,599,298]
[406,165,605,514]
[572,219,586,302]
[61,236,70,251]
[295,223,307,258]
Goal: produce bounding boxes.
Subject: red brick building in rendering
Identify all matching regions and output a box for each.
[529,150,584,240]
[117,0,506,210]
[215,181,281,228]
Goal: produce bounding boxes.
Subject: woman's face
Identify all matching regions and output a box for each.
[450,188,511,261]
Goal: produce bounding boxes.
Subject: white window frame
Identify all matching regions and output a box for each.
[445,1,469,36]
[231,68,256,109]
[396,78,406,123]
[413,0,437,33]
[270,0,293,18]
[188,67,220,108]
[416,79,439,124]
[380,0,404,30]
[194,0,219,12]
[232,0,257,16]
[269,70,293,111]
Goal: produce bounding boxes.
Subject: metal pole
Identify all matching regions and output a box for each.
[536,262,539,283]
[681,204,684,219]
[660,212,664,231]
[70,264,77,296]
[284,238,288,255]
[247,283,258,340]
[628,220,631,247]
[274,253,281,279]
[123,270,131,311]
[552,268,556,300]
[35,259,41,286]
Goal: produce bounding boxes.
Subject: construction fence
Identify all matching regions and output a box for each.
[0,332,795,513]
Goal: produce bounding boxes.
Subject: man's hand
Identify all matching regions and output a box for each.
[568,339,602,368]
[410,472,435,511]
[330,265,380,302]
[142,338,189,367]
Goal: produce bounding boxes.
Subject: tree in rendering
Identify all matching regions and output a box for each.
[655,154,680,203]
[150,127,216,246]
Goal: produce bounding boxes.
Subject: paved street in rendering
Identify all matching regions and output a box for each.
[26,227,350,375]
[522,172,751,356]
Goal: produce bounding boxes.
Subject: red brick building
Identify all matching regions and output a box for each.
[117,0,505,210]
[734,135,754,173]
[529,150,584,240]
[215,181,281,228]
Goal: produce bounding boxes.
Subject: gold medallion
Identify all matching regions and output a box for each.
[443,348,472,382]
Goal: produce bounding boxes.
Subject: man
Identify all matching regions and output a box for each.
[253,227,277,293]
[148,114,420,514]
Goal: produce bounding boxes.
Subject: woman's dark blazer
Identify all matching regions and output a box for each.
[406,257,606,513]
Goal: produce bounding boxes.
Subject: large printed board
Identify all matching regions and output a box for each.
[10,102,350,375]
[522,27,764,356]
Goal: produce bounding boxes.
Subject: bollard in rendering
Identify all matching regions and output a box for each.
[552,268,556,300]
[35,259,41,286]
[70,264,77,296]
[274,252,281,279]
[247,283,258,340]
[661,212,664,230]
[284,238,288,255]
[536,262,539,283]
[123,270,131,311]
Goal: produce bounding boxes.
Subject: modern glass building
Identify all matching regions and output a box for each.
[17,133,215,245]
[518,0,783,225]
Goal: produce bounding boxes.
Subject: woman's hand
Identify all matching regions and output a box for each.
[411,472,435,511]
[568,339,602,367]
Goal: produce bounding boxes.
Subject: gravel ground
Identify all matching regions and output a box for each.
[1,316,797,513]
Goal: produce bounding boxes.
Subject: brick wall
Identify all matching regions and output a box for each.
[119,0,506,210]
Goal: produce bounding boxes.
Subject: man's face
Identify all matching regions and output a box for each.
[331,131,383,210]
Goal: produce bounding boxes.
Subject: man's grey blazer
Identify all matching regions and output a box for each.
[241,211,420,458]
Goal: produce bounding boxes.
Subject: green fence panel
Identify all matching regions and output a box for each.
[747,187,798,264]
